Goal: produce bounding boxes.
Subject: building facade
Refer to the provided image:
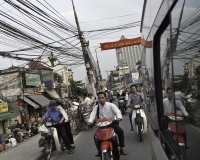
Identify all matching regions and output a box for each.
[116,35,142,72]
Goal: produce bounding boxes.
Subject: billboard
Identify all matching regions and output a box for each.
[0,102,8,113]
[25,73,41,87]
[100,37,141,50]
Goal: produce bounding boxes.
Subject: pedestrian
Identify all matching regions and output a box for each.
[7,127,11,135]
[4,139,12,150]
[108,90,113,103]
[14,129,23,143]
[175,89,185,100]
[149,87,155,104]
[9,135,17,147]
[57,105,75,149]
[162,88,166,99]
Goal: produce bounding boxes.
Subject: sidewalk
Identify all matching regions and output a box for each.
[0,134,44,160]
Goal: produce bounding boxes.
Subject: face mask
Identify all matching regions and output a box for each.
[98,99,106,105]
[167,94,173,100]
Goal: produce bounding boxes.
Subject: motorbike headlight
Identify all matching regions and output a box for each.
[46,122,53,127]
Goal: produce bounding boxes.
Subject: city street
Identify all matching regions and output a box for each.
[0,107,152,160]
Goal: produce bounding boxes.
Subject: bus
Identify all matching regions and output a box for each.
[141,0,200,159]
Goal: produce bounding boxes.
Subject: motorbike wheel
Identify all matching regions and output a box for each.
[72,118,80,135]
[82,121,88,130]
[180,146,187,160]
[138,123,143,142]
[102,151,111,160]
[44,142,52,160]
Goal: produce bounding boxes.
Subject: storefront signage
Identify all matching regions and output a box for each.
[100,37,141,50]
[0,102,8,113]
[25,73,41,87]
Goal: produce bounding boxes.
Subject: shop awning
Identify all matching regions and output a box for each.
[19,96,39,109]
[28,95,50,107]
[45,89,61,100]
[0,112,17,122]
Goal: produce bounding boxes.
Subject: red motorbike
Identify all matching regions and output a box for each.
[94,118,120,160]
[167,113,187,160]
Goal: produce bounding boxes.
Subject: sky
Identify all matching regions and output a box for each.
[0,0,144,83]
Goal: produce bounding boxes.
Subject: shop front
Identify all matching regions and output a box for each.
[0,102,17,134]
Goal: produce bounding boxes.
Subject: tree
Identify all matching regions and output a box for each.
[70,80,87,96]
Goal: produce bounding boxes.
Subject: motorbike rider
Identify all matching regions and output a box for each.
[87,91,127,157]
[41,100,73,154]
[80,92,91,106]
[163,87,190,148]
[126,84,144,131]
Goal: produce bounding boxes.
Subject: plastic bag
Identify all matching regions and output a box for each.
[38,137,44,147]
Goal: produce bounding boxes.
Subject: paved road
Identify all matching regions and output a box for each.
[52,107,152,160]
[0,103,152,160]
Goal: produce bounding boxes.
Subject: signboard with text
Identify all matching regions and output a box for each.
[100,37,141,50]
[25,73,41,87]
[0,102,8,113]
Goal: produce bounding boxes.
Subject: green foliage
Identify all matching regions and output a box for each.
[70,80,87,96]
[54,73,63,83]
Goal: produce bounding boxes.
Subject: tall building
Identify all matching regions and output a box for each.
[116,35,142,72]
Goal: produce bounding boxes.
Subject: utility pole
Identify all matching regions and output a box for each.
[95,47,102,80]
[71,0,96,96]
[71,0,93,83]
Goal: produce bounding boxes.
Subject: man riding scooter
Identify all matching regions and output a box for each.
[87,92,127,159]
[41,100,73,154]
[163,87,190,149]
[126,84,144,131]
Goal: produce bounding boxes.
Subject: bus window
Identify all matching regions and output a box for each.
[161,0,200,159]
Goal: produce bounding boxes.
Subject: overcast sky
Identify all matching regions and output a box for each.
[0,0,144,82]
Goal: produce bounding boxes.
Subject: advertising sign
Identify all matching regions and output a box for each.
[0,102,8,113]
[100,37,141,50]
[25,73,41,87]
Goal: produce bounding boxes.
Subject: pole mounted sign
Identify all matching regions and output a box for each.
[100,37,141,50]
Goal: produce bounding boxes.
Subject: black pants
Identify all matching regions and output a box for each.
[55,124,71,150]
[64,121,74,144]
[109,99,113,103]
[129,108,134,128]
[150,96,154,103]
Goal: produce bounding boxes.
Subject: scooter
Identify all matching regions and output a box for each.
[94,118,120,160]
[167,113,187,160]
[118,96,127,115]
[131,104,148,142]
[39,120,64,160]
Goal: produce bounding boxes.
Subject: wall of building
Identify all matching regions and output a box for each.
[116,44,142,71]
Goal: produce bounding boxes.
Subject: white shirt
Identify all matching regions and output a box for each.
[57,105,68,122]
[9,138,17,147]
[163,98,188,116]
[88,102,122,123]
[175,91,185,100]
[81,97,91,106]
[162,90,166,99]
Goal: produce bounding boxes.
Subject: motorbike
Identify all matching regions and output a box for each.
[167,113,187,160]
[94,118,120,160]
[118,96,127,115]
[131,104,148,142]
[40,120,64,160]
